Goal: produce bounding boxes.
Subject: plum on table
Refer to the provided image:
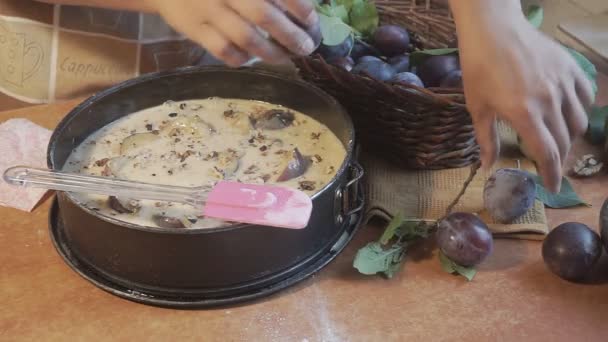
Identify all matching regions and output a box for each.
[483,168,536,223]
[542,222,602,282]
[436,212,494,267]
[600,198,608,253]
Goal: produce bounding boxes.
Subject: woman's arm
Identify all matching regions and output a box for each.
[35,0,318,67]
[448,0,593,193]
[36,0,155,12]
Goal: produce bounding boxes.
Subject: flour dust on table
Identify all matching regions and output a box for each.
[63,98,346,229]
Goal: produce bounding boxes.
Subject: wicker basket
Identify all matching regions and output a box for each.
[292,0,479,170]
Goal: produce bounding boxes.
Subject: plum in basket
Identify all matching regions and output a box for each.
[352,59,396,81]
[350,39,381,61]
[373,25,410,57]
[439,69,463,88]
[417,55,460,87]
[437,212,494,267]
[316,35,354,60]
[483,168,536,223]
[330,56,354,71]
[388,54,410,73]
[390,72,424,88]
[542,222,602,282]
[358,55,383,64]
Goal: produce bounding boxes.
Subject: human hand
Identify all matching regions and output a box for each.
[146,0,319,67]
[450,0,594,192]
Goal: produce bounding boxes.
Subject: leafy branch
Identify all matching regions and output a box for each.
[313,0,379,46]
[353,161,482,280]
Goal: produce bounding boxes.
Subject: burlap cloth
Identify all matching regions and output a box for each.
[361,121,548,240]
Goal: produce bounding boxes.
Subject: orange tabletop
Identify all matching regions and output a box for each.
[1,74,608,342]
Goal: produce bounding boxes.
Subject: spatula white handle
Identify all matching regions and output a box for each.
[3,166,207,206]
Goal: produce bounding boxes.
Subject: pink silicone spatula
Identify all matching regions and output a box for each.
[3,166,313,229]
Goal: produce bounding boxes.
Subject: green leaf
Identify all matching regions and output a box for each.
[353,242,406,278]
[349,1,379,37]
[586,106,608,145]
[318,3,349,23]
[438,250,456,273]
[410,48,459,66]
[396,221,430,241]
[333,5,350,24]
[567,48,598,101]
[452,263,477,282]
[528,174,590,208]
[316,4,333,16]
[322,5,348,23]
[318,13,353,46]
[379,212,405,245]
[525,5,544,29]
[438,250,477,281]
[335,0,357,15]
[315,1,354,23]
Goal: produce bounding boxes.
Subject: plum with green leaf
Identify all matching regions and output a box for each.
[417,55,460,87]
[317,35,354,60]
[352,59,396,81]
[542,222,602,282]
[436,212,493,267]
[373,25,410,57]
[483,168,536,223]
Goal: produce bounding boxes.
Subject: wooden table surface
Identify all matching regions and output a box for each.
[1,74,607,342]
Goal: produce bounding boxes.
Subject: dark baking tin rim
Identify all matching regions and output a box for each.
[48,185,364,309]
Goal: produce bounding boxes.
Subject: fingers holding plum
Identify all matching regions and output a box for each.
[512,112,562,193]
[468,107,499,170]
[539,88,571,164]
[562,84,589,140]
[572,65,595,112]
[227,0,317,57]
[207,5,291,64]
[190,24,250,67]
